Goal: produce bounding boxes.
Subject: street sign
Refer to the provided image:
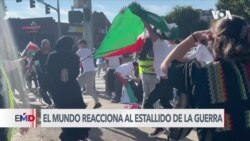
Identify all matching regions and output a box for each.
[68,25,83,33]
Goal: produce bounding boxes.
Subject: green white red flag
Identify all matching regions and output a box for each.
[95,2,170,58]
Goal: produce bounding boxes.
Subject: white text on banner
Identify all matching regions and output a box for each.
[41,109,224,128]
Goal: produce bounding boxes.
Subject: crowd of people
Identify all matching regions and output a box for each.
[1,14,250,141]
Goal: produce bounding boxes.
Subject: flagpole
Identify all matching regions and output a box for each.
[80,51,96,62]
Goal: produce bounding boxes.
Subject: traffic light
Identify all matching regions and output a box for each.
[45,4,50,14]
[30,0,35,8]
[68,11,83,23]
[16,0,22,2]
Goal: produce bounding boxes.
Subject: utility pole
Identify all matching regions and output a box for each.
[83,0,93,50]
[57,0,61,37]
[72,0,93,49]
[37,0,61,37]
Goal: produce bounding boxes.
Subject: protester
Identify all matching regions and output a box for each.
[0,16,30,140]
[142,25,174,137]
[76,40,102,109]
[46,36,90,141]
[161,15,250,141]
[138,38,159,107]
[24,53,38,89]
[0,58,29,140]
[104,55,122,99]
[112,61,139,103]
[28,39,54,107]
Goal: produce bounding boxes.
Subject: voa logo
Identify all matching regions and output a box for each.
[211,10,232,20]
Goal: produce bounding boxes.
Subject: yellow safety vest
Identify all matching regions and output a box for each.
[139,57,155,75]
[0,67,15,141]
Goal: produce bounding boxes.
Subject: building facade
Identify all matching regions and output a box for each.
[92,11,111,49]
[8,17,69,51]
[8,11,111,51]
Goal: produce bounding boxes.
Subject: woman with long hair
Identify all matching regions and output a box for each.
[161,15,250,141]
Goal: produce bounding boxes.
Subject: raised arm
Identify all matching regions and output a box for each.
[161,30,210,76]
[4,57,26,73]
[144,23,158,42]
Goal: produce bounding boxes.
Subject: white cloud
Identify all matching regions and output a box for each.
[6,4,48,18]
[144,5,171,16]
[60,9,68,16]
[92,4,170,22]
[94,4,106,11]
[93,4,116,22]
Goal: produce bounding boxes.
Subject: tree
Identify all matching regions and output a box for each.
[216,0,250,22]
[165,6,209,39]
[0,0,7,19]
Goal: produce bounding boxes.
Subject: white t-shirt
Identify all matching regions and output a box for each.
[153,39,172,77]
[76,48,95,72]
[115,62,134,79]
[187,44,213,64]
[106,56,122,69]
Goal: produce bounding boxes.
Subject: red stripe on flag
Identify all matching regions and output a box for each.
[28,42,40,51]
[104,37,145,58]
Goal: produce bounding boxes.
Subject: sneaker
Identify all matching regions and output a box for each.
[148,128,165,138]
[93,102,102,109]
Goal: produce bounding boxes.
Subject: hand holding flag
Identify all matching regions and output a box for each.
[95,2,171,58]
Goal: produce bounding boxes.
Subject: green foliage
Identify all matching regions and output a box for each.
[216,0,250,22]
[165,6,209,39]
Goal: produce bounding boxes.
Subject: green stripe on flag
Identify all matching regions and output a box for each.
[95,8,145,58]
[128,2,170,33]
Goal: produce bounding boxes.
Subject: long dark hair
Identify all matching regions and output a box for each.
[212,15,250,63]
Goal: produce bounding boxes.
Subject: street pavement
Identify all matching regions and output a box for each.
[12,71,198,141]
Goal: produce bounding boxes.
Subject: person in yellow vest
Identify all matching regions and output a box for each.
[0,65,14,141]
[0,13,28,140]
[0,58,29,141]
[139,38,159,107]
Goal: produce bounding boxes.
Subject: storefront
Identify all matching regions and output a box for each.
[8,17,69,51]
[8,13,110,51]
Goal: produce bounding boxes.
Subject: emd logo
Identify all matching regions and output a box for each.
[13,109,38,127]
[211,10,232,20]
[15,113,36,122]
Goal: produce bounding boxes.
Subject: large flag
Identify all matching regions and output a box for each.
[95,2,170,58]
[95,7,145,58]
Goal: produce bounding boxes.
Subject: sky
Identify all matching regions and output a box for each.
[5,0,217,23]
